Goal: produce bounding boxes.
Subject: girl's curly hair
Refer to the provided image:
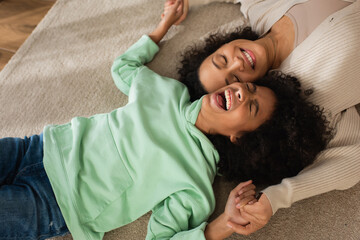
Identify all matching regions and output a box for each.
[178,27,259,101]
[207,71,332,185]
[178,27,332,184]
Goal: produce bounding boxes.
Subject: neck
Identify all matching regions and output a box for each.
[262,16,295,69]
[256,35,278,70]
[195,111,209,134]
[195,110,215,135]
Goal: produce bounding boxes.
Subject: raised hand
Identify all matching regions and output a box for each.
[161,0,188,25]
[160,0,184,29]
[149,0,184,44]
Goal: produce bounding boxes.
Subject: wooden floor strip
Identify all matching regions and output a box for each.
[0,48,14,70]
[0,0,55,71]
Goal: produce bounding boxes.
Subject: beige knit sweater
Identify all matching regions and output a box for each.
[190,0,360,214]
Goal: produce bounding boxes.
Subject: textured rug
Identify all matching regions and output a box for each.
[1,0,359,239]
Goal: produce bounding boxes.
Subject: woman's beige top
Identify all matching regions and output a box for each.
[286,0,351,47]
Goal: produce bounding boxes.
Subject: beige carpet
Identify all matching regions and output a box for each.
[1,0,359,239]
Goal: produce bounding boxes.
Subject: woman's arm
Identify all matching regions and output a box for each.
[227,106,360,235]
[264,107,360,213]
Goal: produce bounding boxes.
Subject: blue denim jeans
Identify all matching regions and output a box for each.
[0,134,69,240]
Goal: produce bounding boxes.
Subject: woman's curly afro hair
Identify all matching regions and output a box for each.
[207,71,333,185]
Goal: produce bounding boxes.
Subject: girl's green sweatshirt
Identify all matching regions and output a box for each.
[43,35,219,240]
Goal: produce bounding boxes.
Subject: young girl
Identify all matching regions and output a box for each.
[0,1,330,239]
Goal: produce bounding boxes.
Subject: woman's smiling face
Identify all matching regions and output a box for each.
[196,82,276,142]
[198,39,271,92]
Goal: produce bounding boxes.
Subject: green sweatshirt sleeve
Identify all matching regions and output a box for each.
[146,190,211,240]
[111,35,159,95]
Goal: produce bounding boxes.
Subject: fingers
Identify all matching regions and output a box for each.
[238,184,255,197]
[230,180,256,208]
[226,221,255,236]
[228,194,272,236]
[162,0,175,18]
[239,208,260,222]
[241,201,272,225]
[162,0,188,25]
[231,180,253,195]
[174,0,184,16]
[242,194,273,217]
[236,195,256,208]
[228,210,265,236]
[173,0,188,25]
[248,199,257,205]
[238,201,266,218]
[161,0,183,20]
[170,0,183,11]
[241,202,262,214]
[164,0,176,7]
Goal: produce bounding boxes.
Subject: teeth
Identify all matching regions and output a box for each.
[225,90,231,110]
[242,50,254,68]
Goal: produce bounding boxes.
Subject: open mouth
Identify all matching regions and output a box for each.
[217,89,232,110]
[240,48,256,69]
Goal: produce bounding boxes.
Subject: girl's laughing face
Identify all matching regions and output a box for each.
[196,82,276,142]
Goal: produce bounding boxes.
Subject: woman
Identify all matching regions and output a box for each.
[172,0,360,235]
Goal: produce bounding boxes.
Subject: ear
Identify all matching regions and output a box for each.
[230,132,243,144]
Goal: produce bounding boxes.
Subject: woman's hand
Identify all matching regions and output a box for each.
[224,180,256,226]
[161,0,189,25]
[227,193,273,235]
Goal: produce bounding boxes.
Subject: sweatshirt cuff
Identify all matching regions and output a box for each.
[262,179,293,214]
[171,222,208,240]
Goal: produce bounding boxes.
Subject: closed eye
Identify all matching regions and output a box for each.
[221,55,227,65]
[249,100,259,117]
[212,54,227,69]
[247,83,259,116]
[253,100,259,117]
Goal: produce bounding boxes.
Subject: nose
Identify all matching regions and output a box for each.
[234,83,251,102]
[230,56,245,71]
